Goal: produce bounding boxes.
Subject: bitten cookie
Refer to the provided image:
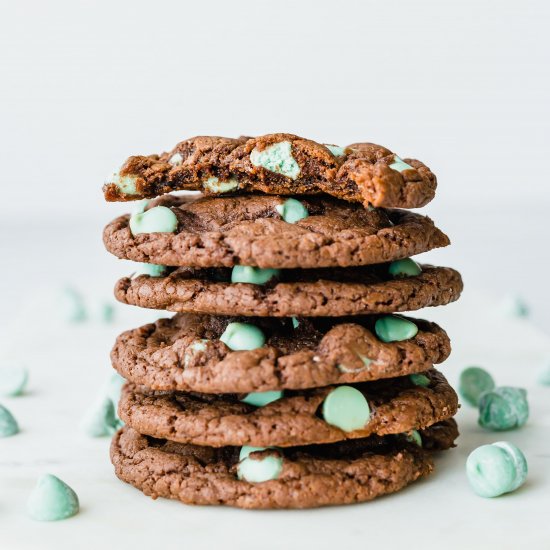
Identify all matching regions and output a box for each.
[103,195,449,269]
[103,134,437,209]
[115,263,463,317]
[111,314,451,393]
[117,369,458,447]
[110,419,458,509]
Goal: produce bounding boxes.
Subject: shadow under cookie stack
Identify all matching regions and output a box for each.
[103,133,463,509]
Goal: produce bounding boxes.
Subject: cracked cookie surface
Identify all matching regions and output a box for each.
[115,263,463,317]
[117,369,458,447]
[111,314,452,393]
[103,195,449,268]
[110,419,458,509]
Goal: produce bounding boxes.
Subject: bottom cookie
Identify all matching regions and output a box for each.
[111,420,458,509]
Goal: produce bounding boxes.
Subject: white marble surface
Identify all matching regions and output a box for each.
[1,286,549,550]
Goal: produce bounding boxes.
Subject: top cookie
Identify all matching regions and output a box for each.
[103,133,437,209]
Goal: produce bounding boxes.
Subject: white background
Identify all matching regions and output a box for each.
[1,1,550,548]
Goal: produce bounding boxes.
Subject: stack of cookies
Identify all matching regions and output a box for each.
[103,133,463,509]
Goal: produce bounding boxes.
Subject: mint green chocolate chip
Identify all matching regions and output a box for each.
[0,404,19,437]
[492,442,529,491]
[338,354,373,374]
[133,263,167,278]
[0,365,28,396]
[105,372,125,424]
[80,395,122,437]
[220,322,265,351]
[169,153,183,165]
[237,446,283,483]
[104,372,125,407]
[231,266,280,285]
[250,141,300,179]
[388,258,422,277]
[27,474,79,521]
[389,155,413,172]
[325,144,346,157]
[322,386,370,432]
[183,339,209,367]
[466,442,528,498]
[478,387,529,430]
[375,316,418,343]
[129,206,178,235]
[275,198,309,224]
[81,372,126,437]
[107,171,139,195]
[58,287,87,323]
[204,176,239,193]
[459,366,495,406]
[100,302,115,323]
[405,430,422,447]
[132,199,149,214]
[500,294,529,317]
[409,373,430,387]
[358,354,374,368]
[241,391,283,407]
[537,362,550,386]
[291,317,299,329]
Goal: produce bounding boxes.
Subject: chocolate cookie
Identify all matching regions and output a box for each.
[111,314,451,393]
[118,369,458,447]
[111,419,458,509]
[115,263,463,317]
[103,195,449,269]
[103,134,437,209]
